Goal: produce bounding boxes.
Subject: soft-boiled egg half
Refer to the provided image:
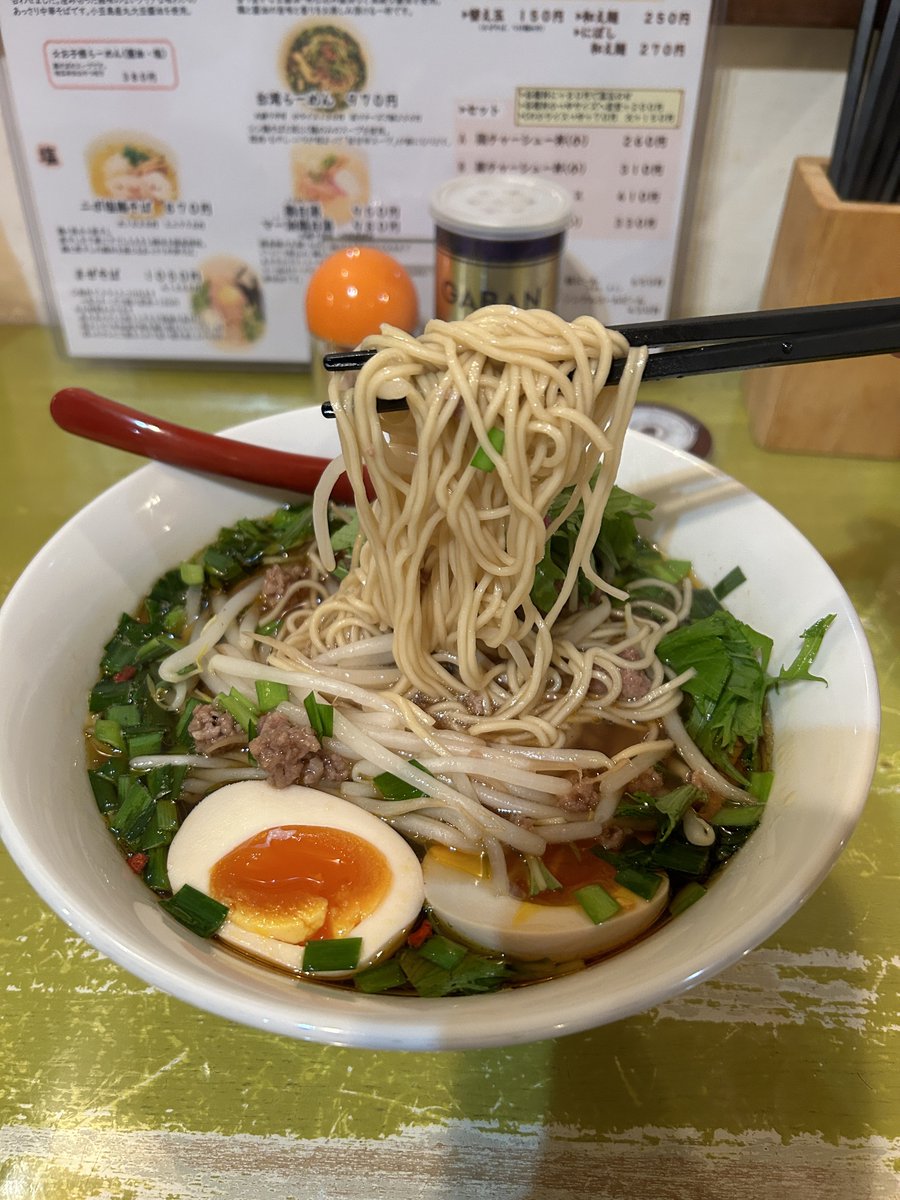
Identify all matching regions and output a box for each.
[423,844,669,962]
[166,782,425,976]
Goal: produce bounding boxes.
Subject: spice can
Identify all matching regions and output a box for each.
[430,175,573,321]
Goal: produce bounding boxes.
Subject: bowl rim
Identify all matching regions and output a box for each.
[0,416,881,1049]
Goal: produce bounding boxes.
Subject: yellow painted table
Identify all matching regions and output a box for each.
[1,324,898,1198]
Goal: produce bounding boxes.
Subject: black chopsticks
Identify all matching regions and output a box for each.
[319,297,900,419]
[828,0,900,203]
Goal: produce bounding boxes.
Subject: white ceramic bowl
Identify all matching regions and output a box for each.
[0,412,880,1049]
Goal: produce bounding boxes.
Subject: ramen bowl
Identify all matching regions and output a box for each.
[0,411,879,1049]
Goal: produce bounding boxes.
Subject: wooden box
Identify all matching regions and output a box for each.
[744,157,900,459]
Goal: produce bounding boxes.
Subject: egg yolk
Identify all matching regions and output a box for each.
[209,825,392,944]
[305,246,419,345]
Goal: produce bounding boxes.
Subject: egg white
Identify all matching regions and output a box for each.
[166,781,425,977]
[423,848,669,963]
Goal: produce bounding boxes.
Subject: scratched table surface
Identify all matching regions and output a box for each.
[0,324,898,1200]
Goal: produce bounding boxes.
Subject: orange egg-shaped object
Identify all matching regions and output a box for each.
[305,246,419,346]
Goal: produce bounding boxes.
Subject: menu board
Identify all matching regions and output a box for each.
[1,0,712,363]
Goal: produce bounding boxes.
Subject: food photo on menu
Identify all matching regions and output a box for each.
[0,1,897,1196]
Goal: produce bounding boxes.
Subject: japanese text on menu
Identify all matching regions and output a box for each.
[2,0,711,361]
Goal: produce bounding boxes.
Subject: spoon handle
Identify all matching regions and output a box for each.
[50,387,354,502]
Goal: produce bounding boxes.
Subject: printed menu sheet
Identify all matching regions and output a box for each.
[1,0,712,362]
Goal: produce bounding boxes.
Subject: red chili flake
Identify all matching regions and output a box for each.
[114,666,137,682]
[407,919,432,949]
[127,853,149,874]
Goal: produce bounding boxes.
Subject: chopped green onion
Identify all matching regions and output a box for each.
[94,719,126,752]
[89,678,134,713]
[575,884,621,924]
[303,692,334,739]
[215,688,258,734]
[175,696,203,747]
[202,548,240,580]
[712,566,747,601]
[135,806,172,851]
[105,703,141,729]
[256,618,282,638]
[650,840,710,876]
[156,797,179,836]
[354,959,407,994]
[145,765,174,800]
[418,934,468,971]
[255,679,290,713]
[749,771,774,802]
[88,767,120,813]
[179,561,205,586]
[669,881,707,917]
[133,633,179,665]
[110,780,154,843]
[526,855,563,896]
[614,865,662,901]
[711,803,766,827]
[126,730,164,758]
[373,759,432,801]
[143,845,171,893]
[302,937,363,973]
[160,884,228,937]
[163,605,187,635]
[470,426,505,471]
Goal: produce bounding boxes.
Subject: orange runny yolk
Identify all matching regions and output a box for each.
[209,825,391,944]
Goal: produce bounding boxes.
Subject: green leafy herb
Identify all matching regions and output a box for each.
[652,784,705,842]
[398,945,509,997]
[658,610,774,780]
[531,484,658,614]
[330,512,360,555]
[775,615,836,685]
[659,609,834,783]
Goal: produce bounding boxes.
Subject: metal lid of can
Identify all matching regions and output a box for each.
[430,174,573,241]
